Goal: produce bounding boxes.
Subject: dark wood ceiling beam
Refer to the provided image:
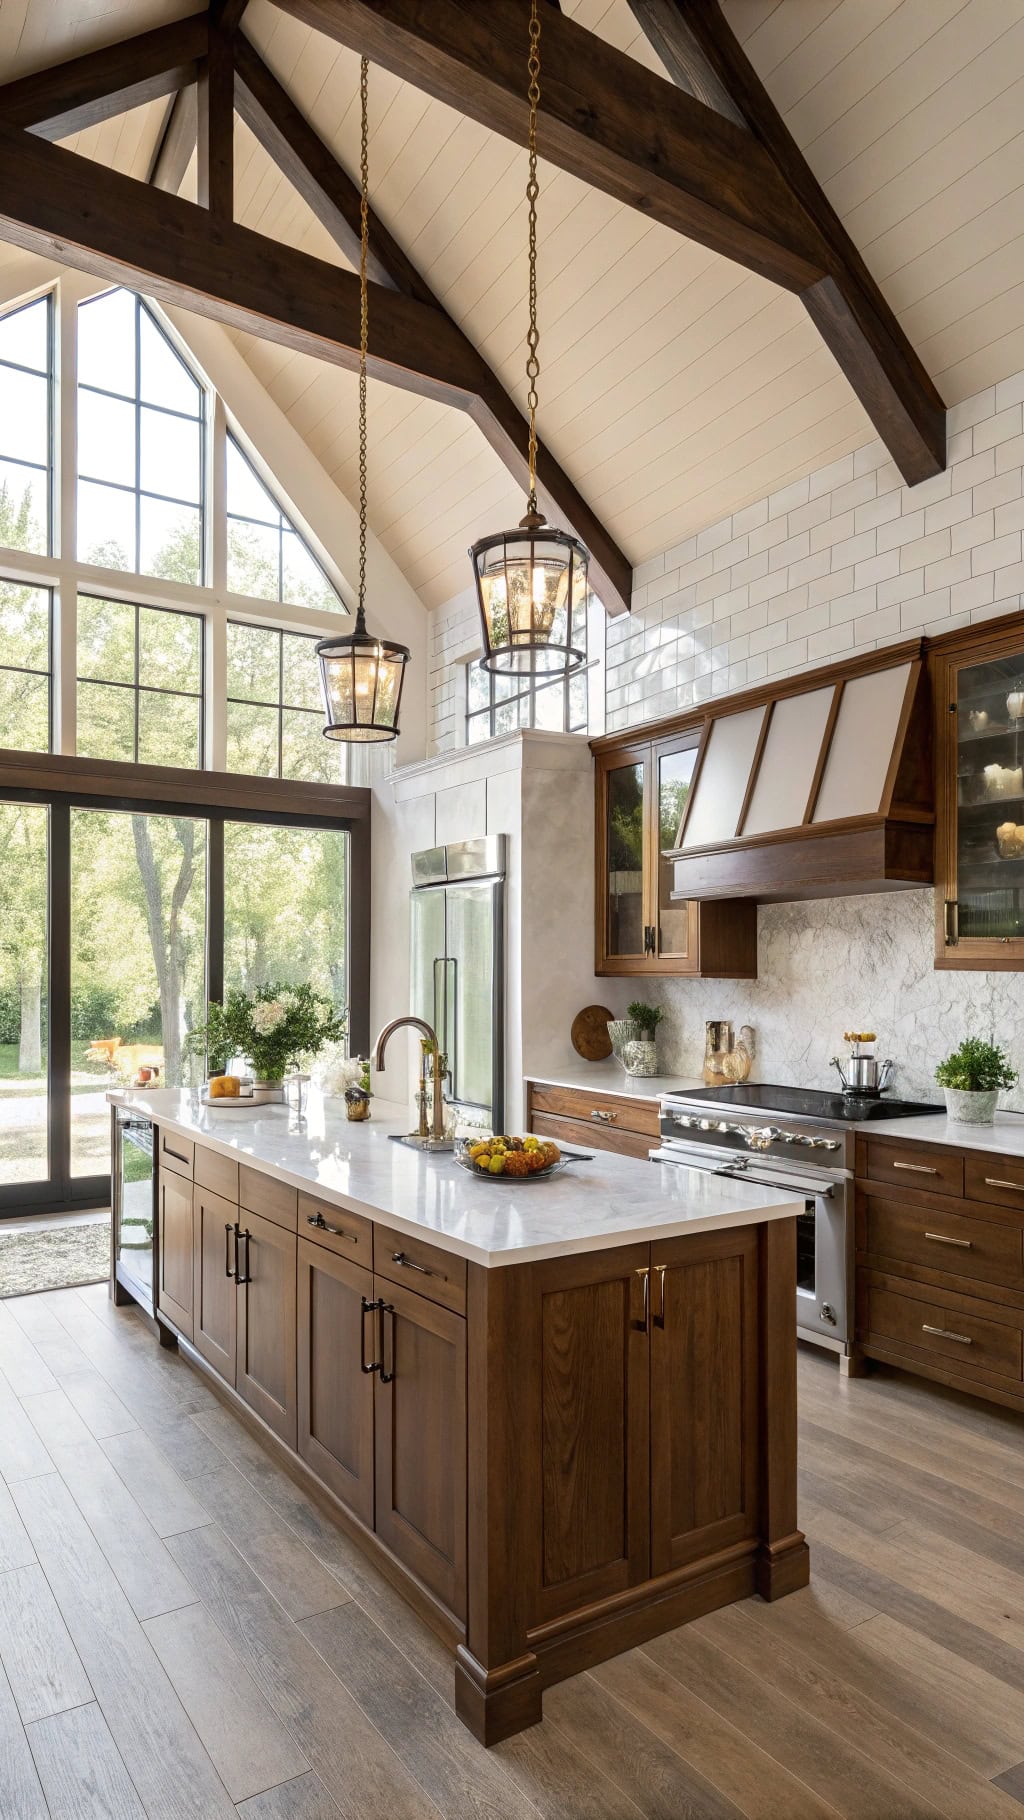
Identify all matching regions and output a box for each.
[149,87,199,194]
[232,33,631,611]
[266,0,826,292]
[629,0,945,483]
[272,0,943,484]
[197,27,235,218]
[625,0,744,124]
[0,15,208,140]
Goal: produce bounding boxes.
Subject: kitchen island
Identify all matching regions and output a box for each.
[109,1085,809,1744]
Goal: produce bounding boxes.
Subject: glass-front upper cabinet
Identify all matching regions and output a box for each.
[595,737,756,978]
[936,627,1024,966]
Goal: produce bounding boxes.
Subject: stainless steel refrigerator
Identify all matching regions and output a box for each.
[410,835,505,1132]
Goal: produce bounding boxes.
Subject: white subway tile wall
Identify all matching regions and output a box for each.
[427,372,1024,753]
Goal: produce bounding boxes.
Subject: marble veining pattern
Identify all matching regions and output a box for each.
[643,888,1024,1114]
[109,1088,799,1267]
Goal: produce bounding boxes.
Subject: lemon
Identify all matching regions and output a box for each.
[523,1136,540,1151]
[488,1154,505,1174]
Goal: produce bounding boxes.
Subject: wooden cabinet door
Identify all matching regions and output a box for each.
[935,630,1024,969]
[531,1246,650,1623]
[193,1186,237,1383]
[157,1168,194,1340]
[374,1276,466,1620]
[236,1211,297,1448]
[297,1238,375,1527]
[649,1227,760,1575]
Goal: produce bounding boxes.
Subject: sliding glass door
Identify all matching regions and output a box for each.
[69,809,207,1185]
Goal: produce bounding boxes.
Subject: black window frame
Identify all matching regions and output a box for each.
[225,620,342,783]
[0,575,53,754]
[0,290,55,558]
[75,594,205,770]
[76,291,206,584]
[225,431,343,612]
[466,640,592,744]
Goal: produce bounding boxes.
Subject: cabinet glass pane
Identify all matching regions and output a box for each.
[954,649,1024,940]
[657,745,697,958]
[742,687,834,835]
[606,761,645,956]
[811,664,909,823]
[681,708,765,849]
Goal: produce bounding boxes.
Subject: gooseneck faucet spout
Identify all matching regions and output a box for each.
[374,1016,447,1142]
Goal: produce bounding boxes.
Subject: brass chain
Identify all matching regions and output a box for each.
[525,0,541,515]
[357,54,369,620]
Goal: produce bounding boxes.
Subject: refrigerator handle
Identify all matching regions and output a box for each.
[444,956,456,1095]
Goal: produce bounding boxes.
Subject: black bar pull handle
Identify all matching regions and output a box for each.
[390,1249,438,1280]
[307,1212,357,1243]
[235,1225,251,1285]
[379,1303,395,1384]
[224,1221,236,1280]
[360,1296,383,1373]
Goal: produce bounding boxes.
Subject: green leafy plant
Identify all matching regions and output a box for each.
[626,1000,664,1040]
[934,1037,1018,1093]
[184,982,345,1082]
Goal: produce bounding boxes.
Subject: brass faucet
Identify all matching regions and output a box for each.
[374,1016,448,1144]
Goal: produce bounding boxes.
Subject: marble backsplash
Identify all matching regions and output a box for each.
[644,888,1024,1112]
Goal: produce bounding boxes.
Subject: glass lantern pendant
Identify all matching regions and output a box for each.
[317,57,410,743]
[469,0,588,679]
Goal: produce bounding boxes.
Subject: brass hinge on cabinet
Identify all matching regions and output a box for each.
[943,899,959,945]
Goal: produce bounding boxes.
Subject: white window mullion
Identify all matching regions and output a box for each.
[210,392,227,593]
[205,613,227,771]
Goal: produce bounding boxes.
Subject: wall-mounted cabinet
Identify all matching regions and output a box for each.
[593,643,934,945]
[934,621,1024,969]
[595,733,757,978]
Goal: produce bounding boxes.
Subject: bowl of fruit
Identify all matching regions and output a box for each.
[454,1134,569,1180]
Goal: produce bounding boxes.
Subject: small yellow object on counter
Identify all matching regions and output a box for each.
[208,1074,240,1099]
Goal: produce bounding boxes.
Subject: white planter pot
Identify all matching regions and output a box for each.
[942,1086,999,1125]
[250,1079,286,1104]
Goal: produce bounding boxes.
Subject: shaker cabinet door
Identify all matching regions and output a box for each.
[649,1227,760,1575]
[374,1277,467,1620]
[157,1169,194,1340]
[297,1238,375,1527]
[237,1211,297,1448]
[193,1186,237,1383]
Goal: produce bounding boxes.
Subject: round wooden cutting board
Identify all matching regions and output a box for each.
[570,1004,615,1061]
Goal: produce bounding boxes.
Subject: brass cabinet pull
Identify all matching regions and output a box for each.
[893,1161,938,1175]
[590,1109,616,1123]
[632,1266,650,1333]
[921,1323,972,1345]
[360,1295,383,1373]
[307,1211,357,1242]
[985,1178,1024,1193]
[652,1264,666,1329]
[391,1249,440,1280]
[924,1231,972,1249]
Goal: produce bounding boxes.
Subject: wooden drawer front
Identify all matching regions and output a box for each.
[530,1082,659,1139]
[298,1191,372,1267]
[864,1193,1024,1290]
[863,1138,963,1199]
[373,1227,466,1316]
[531,1109,652,1161]
[239,1164,297,1233]
[158,1127,194,1180]
[194,1143,238,1204]
[865,1284,1022,1381]
[965,1156,1024,1212]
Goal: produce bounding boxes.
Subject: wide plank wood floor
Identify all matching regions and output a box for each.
[1,1285,1024,1818]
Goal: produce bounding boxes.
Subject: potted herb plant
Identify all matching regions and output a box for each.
[607,1001,664,1078]
[934,1036,1018,1125]
[185,983,345,1103]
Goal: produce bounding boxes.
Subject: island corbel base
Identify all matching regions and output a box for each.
[157,1190,806,1746]
[457,1215,807,1744]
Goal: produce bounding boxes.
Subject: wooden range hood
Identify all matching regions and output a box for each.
[611,642,932,905]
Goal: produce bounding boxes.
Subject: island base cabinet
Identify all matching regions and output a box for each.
[193,1187,237,1381]
[456,1217,807,1746]
[374,1278,467,1621]
[157,1171,194,1342]
[296,1238,375,1528]
[237,1211,298,1449]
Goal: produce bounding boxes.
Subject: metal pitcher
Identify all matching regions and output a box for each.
[831,1052,894,1094]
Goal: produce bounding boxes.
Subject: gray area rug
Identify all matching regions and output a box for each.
[0,1219,110,1296]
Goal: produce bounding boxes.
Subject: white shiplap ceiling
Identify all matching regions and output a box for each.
[1,0,1023,609]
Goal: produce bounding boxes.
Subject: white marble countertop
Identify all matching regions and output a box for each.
[861,1108,1024,1156]
[524,1060,705,1101]
[109,1086,800,1268]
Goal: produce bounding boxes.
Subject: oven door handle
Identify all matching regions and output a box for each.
[710,1160,834,1197]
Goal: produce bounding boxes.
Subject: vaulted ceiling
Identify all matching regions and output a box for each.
[2,0,1023,611]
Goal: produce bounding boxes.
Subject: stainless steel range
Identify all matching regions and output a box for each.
[651,1083,943,1361]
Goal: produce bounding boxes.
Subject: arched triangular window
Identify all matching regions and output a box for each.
[226,432,344,615]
